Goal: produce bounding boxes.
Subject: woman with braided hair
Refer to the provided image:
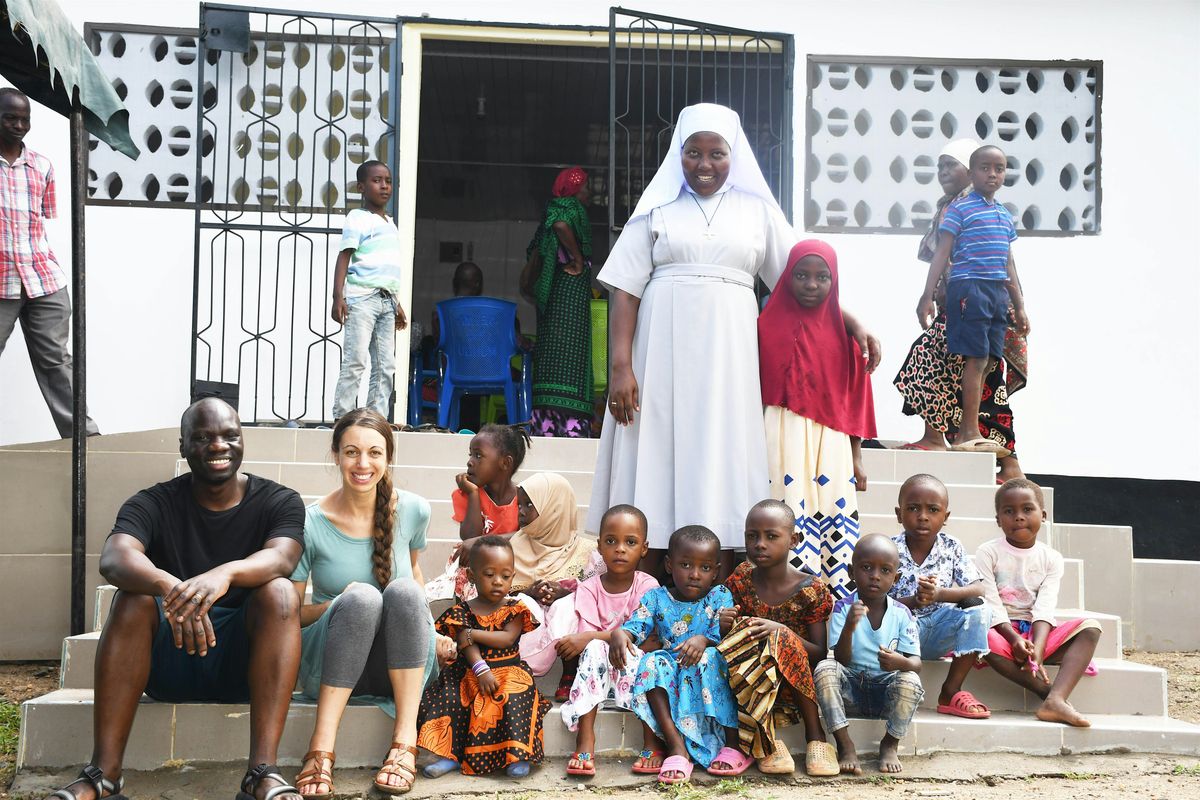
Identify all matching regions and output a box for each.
[521,166,595,437]
[290,409,457,797]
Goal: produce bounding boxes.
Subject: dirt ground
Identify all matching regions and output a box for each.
[3,658,1199,799]
[1126,650,1200,724]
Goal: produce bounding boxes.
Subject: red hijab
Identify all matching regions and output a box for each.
[758,239,877,438]
[552,167,588,198]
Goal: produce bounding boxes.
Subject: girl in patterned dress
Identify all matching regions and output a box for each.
[609,526,740,784]
[716,500,837,777]
[758,239,877,599]
[556,505,660,777]
[416,536,550,778]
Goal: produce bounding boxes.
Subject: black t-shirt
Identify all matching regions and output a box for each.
[111,473,306,607]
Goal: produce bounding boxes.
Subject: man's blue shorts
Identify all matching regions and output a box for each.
[945,278,1010,359]
[145,597,252,702]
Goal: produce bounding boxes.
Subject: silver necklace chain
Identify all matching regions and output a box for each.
[691,191,727,239]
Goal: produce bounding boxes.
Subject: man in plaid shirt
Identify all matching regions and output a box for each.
[0,88,98,437]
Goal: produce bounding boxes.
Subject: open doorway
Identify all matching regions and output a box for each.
[410,39,612,366]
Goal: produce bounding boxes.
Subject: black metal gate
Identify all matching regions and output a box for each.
[192,4,400,424]
[608,7,794,230]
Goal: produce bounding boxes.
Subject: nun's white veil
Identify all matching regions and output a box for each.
[627,102,784,223]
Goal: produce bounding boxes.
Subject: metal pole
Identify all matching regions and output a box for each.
[69,96,87,637]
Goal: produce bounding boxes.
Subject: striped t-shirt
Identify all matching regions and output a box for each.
[339,208,402,297]
[939,191,1017,282]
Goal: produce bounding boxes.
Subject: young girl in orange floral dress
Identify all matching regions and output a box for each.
[416,535,550,778]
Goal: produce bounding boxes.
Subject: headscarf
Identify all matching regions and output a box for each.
[509,472,596,591]
[758,240,877,439]
[627,102,784,223]
[552,166,588,198]
[918,138,981,263]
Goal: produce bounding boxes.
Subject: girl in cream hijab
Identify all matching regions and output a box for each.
[512,472,603,693]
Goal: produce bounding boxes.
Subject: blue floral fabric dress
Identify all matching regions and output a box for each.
[621,585,738,766]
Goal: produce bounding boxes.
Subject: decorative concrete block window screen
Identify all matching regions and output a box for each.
[84,24,395,214]
[805,57,1101,235]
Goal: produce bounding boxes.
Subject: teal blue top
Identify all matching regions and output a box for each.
[292,491,438,715]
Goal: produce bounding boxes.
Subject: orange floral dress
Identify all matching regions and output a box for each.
[717,561,833,757]
[416,600,551,775]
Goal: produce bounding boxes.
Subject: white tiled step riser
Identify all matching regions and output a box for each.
[251,431,1000,485]
[19,690,1199,771]
[219,451,1003,498]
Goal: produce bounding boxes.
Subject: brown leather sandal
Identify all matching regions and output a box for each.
[374,742,418,795]
[294,750,335,799]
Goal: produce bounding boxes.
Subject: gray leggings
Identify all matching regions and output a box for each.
[321,579,430,695]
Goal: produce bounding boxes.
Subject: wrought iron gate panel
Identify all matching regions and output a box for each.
[193,5,400,424]
[608,8,793,230]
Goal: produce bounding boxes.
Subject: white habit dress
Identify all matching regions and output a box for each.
[587,188,794,548]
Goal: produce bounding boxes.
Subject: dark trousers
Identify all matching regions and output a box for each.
[0,287,98,438]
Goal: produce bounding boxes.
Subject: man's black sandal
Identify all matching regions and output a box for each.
[48,764,127,800]
[235,762,299,800]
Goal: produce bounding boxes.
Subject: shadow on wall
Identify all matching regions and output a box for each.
[1027,474,1199,561]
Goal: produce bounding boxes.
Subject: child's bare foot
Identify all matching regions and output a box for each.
[832,730,861,775]
[878,734,903,773]
[1036,697,1091,727]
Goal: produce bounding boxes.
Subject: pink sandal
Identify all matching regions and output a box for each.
[657,755,694,784]
[706,746,755,776]
[937,690,991,719]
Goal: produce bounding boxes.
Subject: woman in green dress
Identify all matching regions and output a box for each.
[522,167,594,437]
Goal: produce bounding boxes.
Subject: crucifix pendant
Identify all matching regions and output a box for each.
[703,229,716,240]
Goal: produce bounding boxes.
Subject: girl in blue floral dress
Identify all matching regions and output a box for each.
[609,526,741,783]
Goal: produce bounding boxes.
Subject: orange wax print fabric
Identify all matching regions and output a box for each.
[717,561,833,757]
[416,600,551,775]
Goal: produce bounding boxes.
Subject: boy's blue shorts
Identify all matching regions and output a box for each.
[945,278,1010,359]
[144,597,252,703]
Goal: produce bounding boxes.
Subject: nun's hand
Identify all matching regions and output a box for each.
[608,366,640,425]
[855,330,882,374]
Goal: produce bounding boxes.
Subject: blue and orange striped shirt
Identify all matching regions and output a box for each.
[939,191,1016,282]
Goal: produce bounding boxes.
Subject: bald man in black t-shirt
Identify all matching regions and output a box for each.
[46,399,305,800]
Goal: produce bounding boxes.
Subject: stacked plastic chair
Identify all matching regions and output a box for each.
[434,297,530,430]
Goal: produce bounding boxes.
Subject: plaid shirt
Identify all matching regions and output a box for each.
[0,145,63,299]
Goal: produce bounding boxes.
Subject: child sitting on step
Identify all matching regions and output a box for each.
[758,239,876,599]
[814,533,924,775]
[889,474,991,720]
[555,505,661,777]
[610,526,741,784]
[416,535,550,778]
[425,424,529,602]
[716,500,838,777]
[976,478,1101,727]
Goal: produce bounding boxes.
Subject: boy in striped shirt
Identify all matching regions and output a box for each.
[916,145,1029,456]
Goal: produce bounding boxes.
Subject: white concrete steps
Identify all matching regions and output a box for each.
[19,689,1199,771]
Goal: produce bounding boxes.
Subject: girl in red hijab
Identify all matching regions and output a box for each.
[758,239,877,599]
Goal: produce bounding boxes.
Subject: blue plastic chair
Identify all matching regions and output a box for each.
[435,297,531,429]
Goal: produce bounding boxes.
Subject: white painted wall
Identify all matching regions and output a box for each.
[3,0,1197,481]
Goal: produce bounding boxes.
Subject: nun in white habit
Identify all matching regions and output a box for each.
[588,103,877,567]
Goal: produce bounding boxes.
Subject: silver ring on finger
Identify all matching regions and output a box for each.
[192,596,203,604]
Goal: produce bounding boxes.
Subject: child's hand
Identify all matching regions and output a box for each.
[916,296,936,330]
[1012,307,1031,336]
[395,305,408,331]
[877,646,908,672]
[846,600,867,629]
[331,296,349,325]
[674,635,709,667]
[455,473,479,496]
[477,668,500,699]
[744,617,786,641]
[609,630,634,671]
[852,454,868,493]
[1010,637,1036,663]
[554,632,589,660]
[915,575,939,607]
[718,605,740,635]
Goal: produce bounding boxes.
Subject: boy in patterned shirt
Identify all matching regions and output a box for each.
[890,473,990,719]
